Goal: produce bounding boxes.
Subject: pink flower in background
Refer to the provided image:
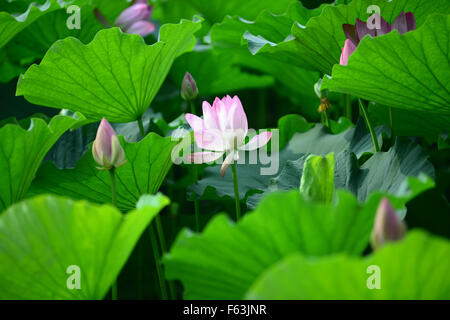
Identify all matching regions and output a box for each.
[114,0,155,37]
[185,95,272,176]
[370,198,407,250]
[339,11,416,65]
[95,0,155,37]
[339,39,356,66]
[92,118,127,170]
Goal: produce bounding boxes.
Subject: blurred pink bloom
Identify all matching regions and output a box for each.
[114,1,155,37]
[339,39,356,66]
[340,11,416,65]
[92,118,127,170]
[370,198,407,250]
[185,95,272,176]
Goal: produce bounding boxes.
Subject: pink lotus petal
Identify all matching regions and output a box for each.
[227,95,248,138]
[343,23,358,46]
[220,151,239,177]
[202,100,220,130]
[355,18,376,41]
[126,20,155,37]
[239,132,272,151]
[213,97,229,131]
[188,151,223,164]
[339,39,356,66]
[392,11,416,34]
[185,113,204,132]
[115,4,151,29]
[193,130,225,151]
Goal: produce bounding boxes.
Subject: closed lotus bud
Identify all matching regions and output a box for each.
[181,72,198,101]
[92,118,127,170]
[370,198,407,250]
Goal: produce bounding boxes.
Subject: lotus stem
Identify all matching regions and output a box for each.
[109,168,118,300]
[345,94,352,121]
[148,224,168,300]
[231,162,241,221]
[358,99,380,152]
[389,106,395,139]
[154,215,176,299]
[137,116,145,137]
[190,101,201,232]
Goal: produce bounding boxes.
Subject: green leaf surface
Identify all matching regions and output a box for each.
[16,18,202,122]
[322,14,450,116]
[29,133,177,212]
[248,138,435,208]
[0,193,169,299]
[247,0,450,74]
[0,0,63,48]
[246,231,450,299]
[189,119,386,205]
[170,49,274,96]
[165,189,411,299]
[369,103,450,141]
[0,113,83,212]
[159,0,295,24]
[208,2,321,103]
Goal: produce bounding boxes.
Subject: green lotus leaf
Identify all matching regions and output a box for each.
[165,189,424,299]
[0,113,84,212]
[29,133,177,212]
[246,231,450,299]
[0,193,169,299]
[16,18,202,123]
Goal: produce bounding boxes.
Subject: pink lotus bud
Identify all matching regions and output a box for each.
[339,39,356,66]
[114,3,154,37]
[181,72,198,101]
[370,198,407,250]
[92,118,127,170]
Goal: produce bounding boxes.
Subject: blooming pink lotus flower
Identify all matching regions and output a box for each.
[185,95,272,176]
[92,118,127,170]
[114,0,155,37]
[370,198,407,250]
[340,11,416,65]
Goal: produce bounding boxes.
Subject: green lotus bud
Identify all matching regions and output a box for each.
[370,198,407,250]
[92,118,127,170]
[181,72,198,101]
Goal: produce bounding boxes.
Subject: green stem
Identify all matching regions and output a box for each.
[189,101,196,115]
[231,162,241,221]
[189,100,201,232]
[345,94,352,121]
[155,215,175,299]
[137,116,145,137]
[148,224,168,300]
[109,168,118,300]
[323,110,330,129]
[358,99,380,152]
[389,106,395,138]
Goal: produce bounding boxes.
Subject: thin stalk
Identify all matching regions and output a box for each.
[323,110,330,129]
[137,116,145,137]
[148,224,168,300]
[189,101,201,232]
[109,168,118,300]
[389,106,395,139]
[155,215,175,299]
[230,162,241,221]
[358,99,380,152]
[345,94,352,121]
